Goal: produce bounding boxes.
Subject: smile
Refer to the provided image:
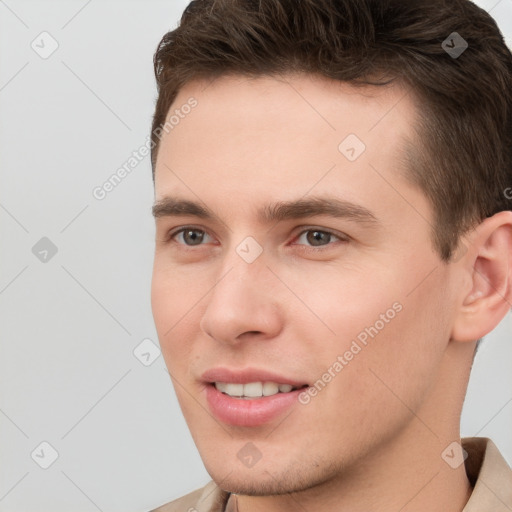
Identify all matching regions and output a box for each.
[214,381,306,399]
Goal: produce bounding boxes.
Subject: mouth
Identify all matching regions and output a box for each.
[201,368,310,426]
[212,381,308,399]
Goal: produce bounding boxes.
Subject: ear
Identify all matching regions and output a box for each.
[451,210,512,342]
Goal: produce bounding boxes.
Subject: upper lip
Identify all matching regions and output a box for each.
[201,367,309,387]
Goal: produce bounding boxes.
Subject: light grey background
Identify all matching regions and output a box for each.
[0,1,511,511]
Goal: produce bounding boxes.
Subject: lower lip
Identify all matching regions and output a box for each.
[205,384,304,427]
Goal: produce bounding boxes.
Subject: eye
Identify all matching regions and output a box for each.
[292,228,346,248]
[165,226,346,250]
[169,227,214,246]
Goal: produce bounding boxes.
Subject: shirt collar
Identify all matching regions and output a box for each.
[462,437,512,511]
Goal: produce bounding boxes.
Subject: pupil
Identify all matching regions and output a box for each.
[185,230,203,245]
[307,230,329,246]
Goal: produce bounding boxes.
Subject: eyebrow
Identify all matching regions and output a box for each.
[152,196,380,227]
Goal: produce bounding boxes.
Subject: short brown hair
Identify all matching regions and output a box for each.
[151,0,512,261]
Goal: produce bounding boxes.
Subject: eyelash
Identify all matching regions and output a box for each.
[166,226,348,251]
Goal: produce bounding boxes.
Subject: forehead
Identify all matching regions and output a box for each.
[166,72,416,136]
[153,73,426,228]
[156,73,416,167]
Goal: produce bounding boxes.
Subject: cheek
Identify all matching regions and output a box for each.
[337,274,451,417]
[289,260,448,403]
[278,259,404,349]
[151,264,201,366]
[151,268,173,339]
[151,256,207,324]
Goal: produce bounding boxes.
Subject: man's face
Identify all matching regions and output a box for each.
[151,74,458,494]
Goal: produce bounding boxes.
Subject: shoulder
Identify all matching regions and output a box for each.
[150,480,230,512]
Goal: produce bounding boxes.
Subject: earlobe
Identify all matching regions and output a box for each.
[450,211,512,343]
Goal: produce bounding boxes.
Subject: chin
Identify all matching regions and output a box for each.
[204,458,339,497]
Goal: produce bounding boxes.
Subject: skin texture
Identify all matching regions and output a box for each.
[151,74,512,512]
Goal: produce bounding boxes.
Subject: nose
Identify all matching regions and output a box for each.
[199,254,283,345]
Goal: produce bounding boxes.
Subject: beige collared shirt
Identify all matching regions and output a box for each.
[151,437,512,512]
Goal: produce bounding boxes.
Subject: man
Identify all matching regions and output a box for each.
[149,0,512,510]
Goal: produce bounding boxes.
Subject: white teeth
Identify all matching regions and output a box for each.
[262,382,279,396]
[215,382,227,393]
[223,383,243,397]
[214,381,298,398]
[244,382,263,397]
